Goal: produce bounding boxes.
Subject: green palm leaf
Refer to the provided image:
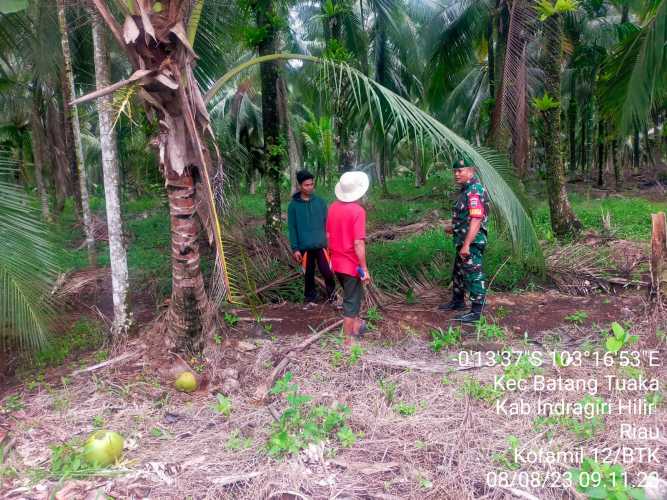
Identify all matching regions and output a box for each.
[0,153,58,352]
[205,54,542,262]
[599,0,667,131]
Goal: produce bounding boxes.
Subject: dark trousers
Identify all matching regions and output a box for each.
[304,248,336,302]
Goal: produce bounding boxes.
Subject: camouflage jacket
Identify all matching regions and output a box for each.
[452,176,489,246]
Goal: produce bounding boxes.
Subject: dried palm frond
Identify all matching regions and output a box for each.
[51,267,110,301]
[546,244,612,295]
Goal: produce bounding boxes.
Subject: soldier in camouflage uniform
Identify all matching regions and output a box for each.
[439,157,489,323]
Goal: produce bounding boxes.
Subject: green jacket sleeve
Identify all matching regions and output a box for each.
[322,199,328,245]
[287,202,299,251]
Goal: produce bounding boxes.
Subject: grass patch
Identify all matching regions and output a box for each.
[33,319,105,369]
[534,193,667,241]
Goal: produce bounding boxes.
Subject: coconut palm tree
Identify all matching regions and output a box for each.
[80,0,233,350]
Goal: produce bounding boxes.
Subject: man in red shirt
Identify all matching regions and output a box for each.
[326,171,370,346]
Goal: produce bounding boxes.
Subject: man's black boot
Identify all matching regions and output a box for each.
[455,302,484,323]
[438,297,466,311]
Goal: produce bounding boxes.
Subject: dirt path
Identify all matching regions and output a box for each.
[245,290,646,342]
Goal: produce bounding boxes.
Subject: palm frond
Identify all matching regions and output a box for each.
[424,0,492,108]
[0,153,58,352]
[205,54,542,262]
[599,0,667,131]
[441,64,488,140]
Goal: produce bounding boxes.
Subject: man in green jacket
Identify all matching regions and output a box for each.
[288,170,336,304]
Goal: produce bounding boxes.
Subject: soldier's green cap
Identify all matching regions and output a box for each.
[451,157,474,169]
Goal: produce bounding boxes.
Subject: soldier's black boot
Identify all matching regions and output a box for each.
[438,296,466,311]
[455,302,484,324]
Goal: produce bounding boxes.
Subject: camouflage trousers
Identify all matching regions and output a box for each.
[452,243,486,305]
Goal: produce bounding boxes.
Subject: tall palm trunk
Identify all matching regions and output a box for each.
[487,16,495,101]
[644,125,655,168]
[579,103,588,175]
[543,14,581,237]
[256,3,284,244]
[596,118,604,187]
[277,77,300,195]
[87,0,229,349]
[567,80,577,173]
[57,0,95,266]
[46,100,70,213]
[30,91,51,222]
[489,0,508,149]
[413,140,424,187]
[632,128,640,171]
[612,139,621,190]
[91,11,132,337]
[374,23,389,195]
[322,3,354,173]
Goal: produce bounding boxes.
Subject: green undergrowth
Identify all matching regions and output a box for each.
[366,228,536,291]
[30,318,105,369]
[53,176,661,306]
[533,193,667,241]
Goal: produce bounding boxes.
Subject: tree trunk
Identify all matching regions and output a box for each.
[374,20,390,195]
[58,0,95,267]
[249,147,261,195]
[612,139,621,190]
[543,14,581,237]
[378,139,388,195]
[596,118,604,187]
[256,3,284,244]
[579,103,587,175]
[166,165,209,349]
[487,16,495,101]
[30,92,51,221]
[277,77,300,195]
[413,140,424,187]
[91,11,132,337]
[85,0,231,349]
[373,145,381,187]
[568,80,577,173]
[46,100,70,213]
[489,0,508,148]
[644,125,655,168]
[633,127,640,171]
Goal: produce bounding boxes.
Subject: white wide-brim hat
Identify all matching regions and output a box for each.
[334,171,370,202]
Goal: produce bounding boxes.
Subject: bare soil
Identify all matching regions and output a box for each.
[1,279,665,499]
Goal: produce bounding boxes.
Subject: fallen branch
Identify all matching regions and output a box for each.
[71,351,140,376]
[253,319,344,402]
[367,218,444,242]
[506,487,541,500]
[363,355,483,373]
[330,459,400,475]
[211,471,262,486]
[267,491,308,500]
[237,317,284,322]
